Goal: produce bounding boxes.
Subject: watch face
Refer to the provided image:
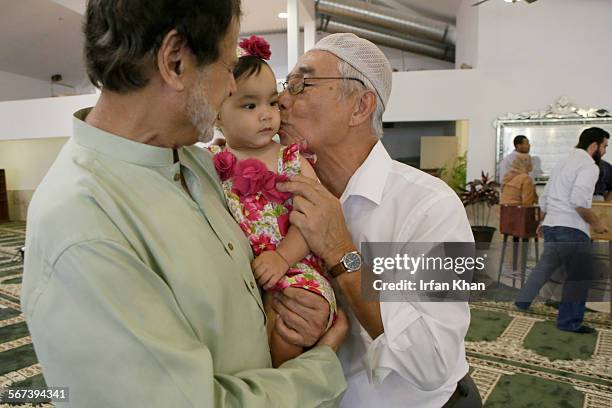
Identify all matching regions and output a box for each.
[343,252,362,272]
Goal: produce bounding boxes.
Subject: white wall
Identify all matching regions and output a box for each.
[0,93,98,140]
[386,0,612,180]
[0,138,67,191]
[455,0,478,69]
[467,0,612,179]
[0,137,68,220]
[0,70,52,101]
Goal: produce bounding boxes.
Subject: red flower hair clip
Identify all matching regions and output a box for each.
[238,35,272,60]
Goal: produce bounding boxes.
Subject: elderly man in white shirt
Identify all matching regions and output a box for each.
[516,127,609,333]
[275,33,481,408]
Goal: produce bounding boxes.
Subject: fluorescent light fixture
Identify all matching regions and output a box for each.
[278,12,288,19]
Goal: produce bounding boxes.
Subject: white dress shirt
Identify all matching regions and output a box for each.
[337,141,474,408]
[540,148,599,237]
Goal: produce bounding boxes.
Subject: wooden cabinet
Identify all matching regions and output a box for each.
[0,170,8,221]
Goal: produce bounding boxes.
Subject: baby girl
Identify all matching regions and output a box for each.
[209,36,336,367]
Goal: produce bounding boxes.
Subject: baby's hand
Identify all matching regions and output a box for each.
[252,251,290,290]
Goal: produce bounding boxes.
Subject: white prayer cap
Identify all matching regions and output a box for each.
[312,33,392,109]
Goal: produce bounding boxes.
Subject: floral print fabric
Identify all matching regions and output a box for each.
[209,143,336,329]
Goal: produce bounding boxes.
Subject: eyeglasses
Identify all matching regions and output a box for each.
[279,76,366,95]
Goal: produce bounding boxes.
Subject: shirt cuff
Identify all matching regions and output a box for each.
[362,303,421,385]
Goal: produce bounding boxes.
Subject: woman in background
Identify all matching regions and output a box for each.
[501,153,538,205]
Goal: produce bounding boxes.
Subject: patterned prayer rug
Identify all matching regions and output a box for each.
[0,222,610,407]
[467,301,612,407]
[0,221,52,407]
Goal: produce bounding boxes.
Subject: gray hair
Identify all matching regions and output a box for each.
[337,60,385,139]
[83,0,241,93]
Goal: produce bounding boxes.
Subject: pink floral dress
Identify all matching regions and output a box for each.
[209,143,336,330]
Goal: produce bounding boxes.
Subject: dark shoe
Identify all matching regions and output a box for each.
[558,325,596,334]
[514,301,530,311]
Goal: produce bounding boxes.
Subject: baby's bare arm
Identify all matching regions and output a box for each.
[276,157,318,266]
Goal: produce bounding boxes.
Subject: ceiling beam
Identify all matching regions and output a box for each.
[374,0,422,15]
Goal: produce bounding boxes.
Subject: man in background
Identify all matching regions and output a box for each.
[516,127,610,333]
[593,159,612,201]
[500,135,531,181]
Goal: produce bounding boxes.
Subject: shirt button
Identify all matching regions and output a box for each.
[173,173,180,182]
[228,242,234,251]
[250,281,256,289]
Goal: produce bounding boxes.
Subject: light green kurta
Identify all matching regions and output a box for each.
[21,108,346,407]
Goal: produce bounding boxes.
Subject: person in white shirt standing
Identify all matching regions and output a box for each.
[516,127,610,333]
[499,135,530,181]
[275,33,481,408]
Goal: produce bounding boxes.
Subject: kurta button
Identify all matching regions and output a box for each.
[250,281,256,289]
[228,242,234,250]
[173,173,180,181]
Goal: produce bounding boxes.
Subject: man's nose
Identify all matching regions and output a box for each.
[279,90,292,112]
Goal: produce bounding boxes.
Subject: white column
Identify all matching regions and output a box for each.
[300,0,316,53]
[287,0,300,70]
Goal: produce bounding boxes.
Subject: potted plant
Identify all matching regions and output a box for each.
[440,153,467,195]
[461,172,500,243]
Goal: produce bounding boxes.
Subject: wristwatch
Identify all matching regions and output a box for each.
[329,251,362,278]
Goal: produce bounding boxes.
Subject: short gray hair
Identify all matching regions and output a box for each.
[337,60,385,139]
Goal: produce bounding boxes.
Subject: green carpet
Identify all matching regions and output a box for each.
[523,321,598,361]
[467,309,514,342]
[485,373,584,408]
[467,302,612,407]
[0,222,610,407]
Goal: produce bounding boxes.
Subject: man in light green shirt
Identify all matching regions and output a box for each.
[20,1,347,406]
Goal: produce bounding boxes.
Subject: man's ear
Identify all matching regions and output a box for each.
[349,90,377,128]
[156,29,191,92]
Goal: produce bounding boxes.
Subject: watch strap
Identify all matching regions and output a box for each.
[329,261,348,278]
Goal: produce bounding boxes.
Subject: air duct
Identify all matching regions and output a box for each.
[316,0,456,46]
[319,18,454,62]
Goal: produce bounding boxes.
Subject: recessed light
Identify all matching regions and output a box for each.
[278,12,288,19]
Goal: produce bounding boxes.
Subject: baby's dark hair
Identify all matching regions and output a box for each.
[233,55,272,82]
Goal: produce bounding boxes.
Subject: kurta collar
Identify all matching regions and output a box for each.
[340,141,392,206]
[72,108,176,167]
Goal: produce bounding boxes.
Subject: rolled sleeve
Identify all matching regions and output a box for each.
[25,240,346,408]
[362,302,469,391]
[360,193,471,390]
[569,165,599,209]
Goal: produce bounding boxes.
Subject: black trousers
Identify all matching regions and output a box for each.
[442,373,483,408]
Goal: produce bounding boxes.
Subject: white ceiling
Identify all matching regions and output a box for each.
[0,0,86,87]
[0,0,463,88]
[241,0,290,33]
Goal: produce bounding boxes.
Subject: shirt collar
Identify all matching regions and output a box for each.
[340,141,392,206]
[574,147,595,163]
[72,108,175,167]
